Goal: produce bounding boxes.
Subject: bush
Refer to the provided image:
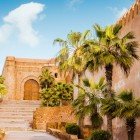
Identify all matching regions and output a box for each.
[65,123,80,136]
[88,130,111,140]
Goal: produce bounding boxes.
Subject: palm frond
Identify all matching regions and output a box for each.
[113,24,122,35]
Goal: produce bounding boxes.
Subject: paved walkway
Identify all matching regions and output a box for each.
[4,131,59,140]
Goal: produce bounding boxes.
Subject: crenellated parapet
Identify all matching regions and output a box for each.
[117,0,140,26]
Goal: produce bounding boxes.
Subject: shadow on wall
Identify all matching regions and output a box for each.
[113,123,140,140]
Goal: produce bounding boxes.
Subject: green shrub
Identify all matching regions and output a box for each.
[39,68,73,107]
[88,130,111,140]
[65,123,80,135]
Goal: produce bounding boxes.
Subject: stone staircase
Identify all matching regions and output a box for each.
[0,100,40,131]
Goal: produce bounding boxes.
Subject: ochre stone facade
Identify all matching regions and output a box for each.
[2,56,65,100]
[33,106,76,130]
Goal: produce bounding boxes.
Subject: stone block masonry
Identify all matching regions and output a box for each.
[2,56,70,100]
[33,106,77,131]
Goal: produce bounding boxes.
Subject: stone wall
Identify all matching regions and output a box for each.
[2,56,69,100]
[83,1,140,139]
[33,106,77,130]
[102,1,140,139]
[117,0,140,27]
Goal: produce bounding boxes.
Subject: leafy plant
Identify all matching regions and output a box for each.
[40,88,60,107]
[0,76,7,97]
[73,78,105,129]
[0,76,4,84]
[55,82,73,101]
[90,113,103,129]
[39,68,73,107]
[114,90,140,140]
[39,68,55,89]
[88,130,111,140]
[65,123,80,136]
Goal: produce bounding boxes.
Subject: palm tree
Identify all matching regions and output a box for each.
[81,24,139,137]
[73,78,106,131]
[54,31,90,138]
[39,68,55,89]
[114,90,140,140]
[54,31,90,82]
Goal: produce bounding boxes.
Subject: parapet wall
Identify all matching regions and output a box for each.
[117,1,140,26]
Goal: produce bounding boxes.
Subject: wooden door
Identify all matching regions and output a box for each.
[24,79,39,100]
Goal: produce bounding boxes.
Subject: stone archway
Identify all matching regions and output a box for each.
[24,79,39,100]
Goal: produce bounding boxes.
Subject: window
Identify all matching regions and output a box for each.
[55,73,58,78]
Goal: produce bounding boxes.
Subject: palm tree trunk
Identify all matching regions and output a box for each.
[105,64,113,97]
[77,73,84,139]
[78,116,84,139]
[126,118,136,140]
[107,114,113,137]
[91,106,103,130]
[105,64,113,140]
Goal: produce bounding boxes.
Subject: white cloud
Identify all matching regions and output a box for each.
[0,24,12,43]
[0,2,45,47]
[68,0,83,10]
[109,7,128,19]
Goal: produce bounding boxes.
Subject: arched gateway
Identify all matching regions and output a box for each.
[24,79,39,100]
[2,56,64,100]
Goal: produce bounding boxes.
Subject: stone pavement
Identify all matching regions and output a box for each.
[4,131,59,140]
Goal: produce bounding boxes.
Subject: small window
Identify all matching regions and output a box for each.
[55,73,58,78]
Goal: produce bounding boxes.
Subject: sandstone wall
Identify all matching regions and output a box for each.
[113,2,140,97]
[82,1,140,139]
[111,1,140,139]
[2,56,64,100]
[33,106,77,130]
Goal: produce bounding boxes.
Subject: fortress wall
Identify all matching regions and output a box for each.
[110,1,140,139]
[2,56,63,100]
[113,0,140,97]
[117,1,140,28]
[83,1,140,139]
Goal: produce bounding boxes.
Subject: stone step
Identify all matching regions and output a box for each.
[0,114,33,117]
[0,106,38,110]
[0,112,33,115]
[0,108,34,113]
[0,100,40,131]
[0,104,40,106]
[2,100,41,104]
[1,103,40,105]
[0,109,37,112]
[0,118,28,123]
[0,114,33,118]
[0,122,30,127]
[0,116,33,119]
[1,127,31,131]
[0,105,39,108]
[4,131,58,140]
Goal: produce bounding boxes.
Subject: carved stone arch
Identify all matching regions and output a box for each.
[20,76,39,100]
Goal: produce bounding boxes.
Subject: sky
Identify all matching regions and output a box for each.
[0,0,134,73]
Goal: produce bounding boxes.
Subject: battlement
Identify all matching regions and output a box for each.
[117,0,140,26]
